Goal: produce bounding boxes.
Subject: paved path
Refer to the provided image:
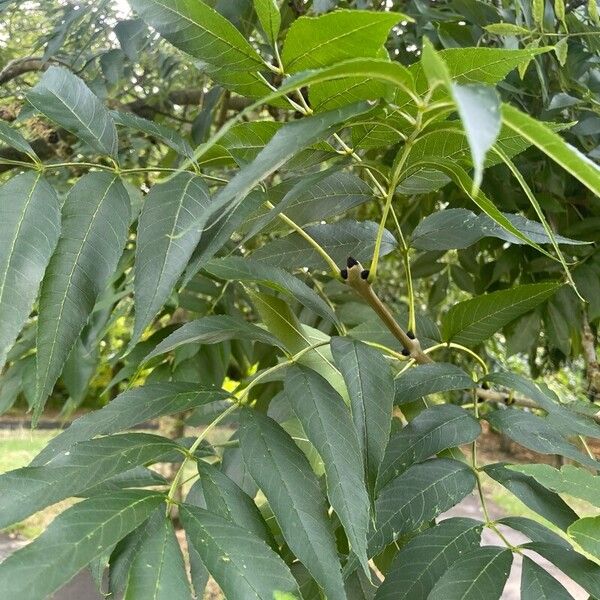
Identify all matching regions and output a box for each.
[0,494,588,599]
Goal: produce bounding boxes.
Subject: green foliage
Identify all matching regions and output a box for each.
[0,1,599,598]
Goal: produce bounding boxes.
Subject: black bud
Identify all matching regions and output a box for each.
[48,131,59,144]
[401,348,410,357]
[340,268,348,280]
[360,269,369,280]
[481,382,490,390]
[347,256,359,268]
[406,330,415,340]
[504,394,512,405]
[477,396,485,403]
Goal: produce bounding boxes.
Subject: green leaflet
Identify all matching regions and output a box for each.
[132,172,211,346]
[394,362,475,404]
[568,517,600,561]
[441,283,562,346]
[486,408,599,469]
[428,546,513,600]
[123,511,191,600]
[375,518,483,600]
[143,314,282,363]
[181,504,302,600]
[285,365,371,576]
[0,120,37,160]
[204,256,339,325]
[111,109,194,158]
[509,464,600,507]
[0,490,164,600]
[0,433,180,529]
[35,172,130,418]
[502,103,600,199]
[377,404,480,491]
[521,556,574,600]
[26,66,118,156]
[32,382,229,464]
[0,173,60,372]
[239,409,346,600]
[253,0,280,45]
[330,337,394,499]
[484,463,578,530]
[369,458,476,558]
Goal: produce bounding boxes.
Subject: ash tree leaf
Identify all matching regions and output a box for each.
[502,103,600,199]
[110,110,194,159]
[0,173,60,372]
[26,66,118,157]
[132,172,211,347]
[0,489,164,600]
[428,546,513,600]
[114,18,147,60]
[129,0,269,96]
[521,556,574,600]
[0,433,180,529]
[35,172,130,417]
[522,542,600,598]
[509,464,600,507]
[181,504,302,600]
[568,517,600,561]
[374,518,483,600]
[285,365,371,576]
[496,516,571,548]
[394,362,474,404]
[252,220,396,271]
[441,283,562,347]
[369,458,476,558]
[123,511,191,600]
[239,409,346,600]
[486,408,599,469]
[219,121,281,166]
[32,382,229,464]
[0,121,38,160]
[253,0,281,46]
[483,463,578,530]
[281,10,402,73]
[196,461,277,549]
[143,315,282,363]
[377,404,481,491]
[330,337,394,499]
[204,256,339,325]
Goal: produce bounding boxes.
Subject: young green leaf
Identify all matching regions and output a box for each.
[123,512,191,600]
[428,546,513,600]
[0,490,164,600]
[442,283,561,346]
[370,458,476,557]
[502,103,600,198]
[254,0,280,45]
[181,504,302,600]
[394,363,475,404]
[132,172,211,347]
[375,518,483,600]
[0,173,60,372]
[377,404,480,491]
[484,463,578,530]
[26,66,118,156]
[239,409,346,600]
[330,337,394,499]
[509,464,600,507]
[35,173,130,417]
[285,365,370,575]
[204,256,339,324]
[32,382,229,464]
[0,433,179,529]
[521,556,574,600]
